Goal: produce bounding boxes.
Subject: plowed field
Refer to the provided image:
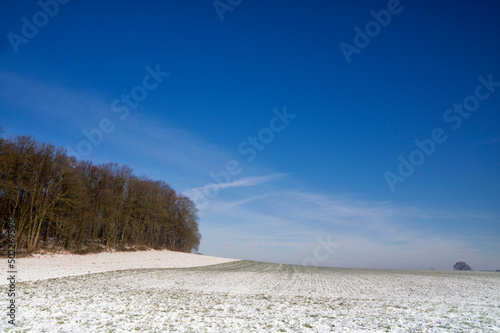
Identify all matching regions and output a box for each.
[4,261,500,332]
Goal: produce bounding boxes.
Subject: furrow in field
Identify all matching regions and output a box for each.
[4,261,500,332]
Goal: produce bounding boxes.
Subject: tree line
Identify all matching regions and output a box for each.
[0,135,201,254]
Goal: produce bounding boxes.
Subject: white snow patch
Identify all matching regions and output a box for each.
[2,249,240,283]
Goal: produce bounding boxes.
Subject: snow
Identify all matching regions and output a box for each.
[1,249,240,283]
[2,255,500,332]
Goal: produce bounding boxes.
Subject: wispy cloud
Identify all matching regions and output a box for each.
[219,174,290,188]
[198,187,500,269]
[186,173,290,194]
[0,69,239,180]
[4,69,498,270]
[0,69,105,126]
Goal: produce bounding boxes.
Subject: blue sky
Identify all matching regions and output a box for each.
[1,0,499,269]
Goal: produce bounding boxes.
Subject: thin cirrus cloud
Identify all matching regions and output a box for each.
[205,190,412,231]
[0,69,232,177]
[0,70,278,184]
[202,186,498,236]
[0,70,293,199]
[2,70,499,270]
[103,116,234,174]
[0,69,102,125]
[197,187,500,269]
[185,173,291,197]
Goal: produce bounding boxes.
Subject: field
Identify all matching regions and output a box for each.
[3,261,500,332]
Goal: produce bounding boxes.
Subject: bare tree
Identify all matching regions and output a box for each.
[453,261,472,271]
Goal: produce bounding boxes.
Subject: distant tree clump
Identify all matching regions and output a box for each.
[0,135,201,254]
[453,261,472,271]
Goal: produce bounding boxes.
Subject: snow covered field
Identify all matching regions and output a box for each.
[1,249,240,283]
[3,259,500,332]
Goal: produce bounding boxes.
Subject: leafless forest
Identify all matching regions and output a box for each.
[0,135,201,254]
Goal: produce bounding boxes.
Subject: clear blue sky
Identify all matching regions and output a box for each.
[1,0,499,269]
